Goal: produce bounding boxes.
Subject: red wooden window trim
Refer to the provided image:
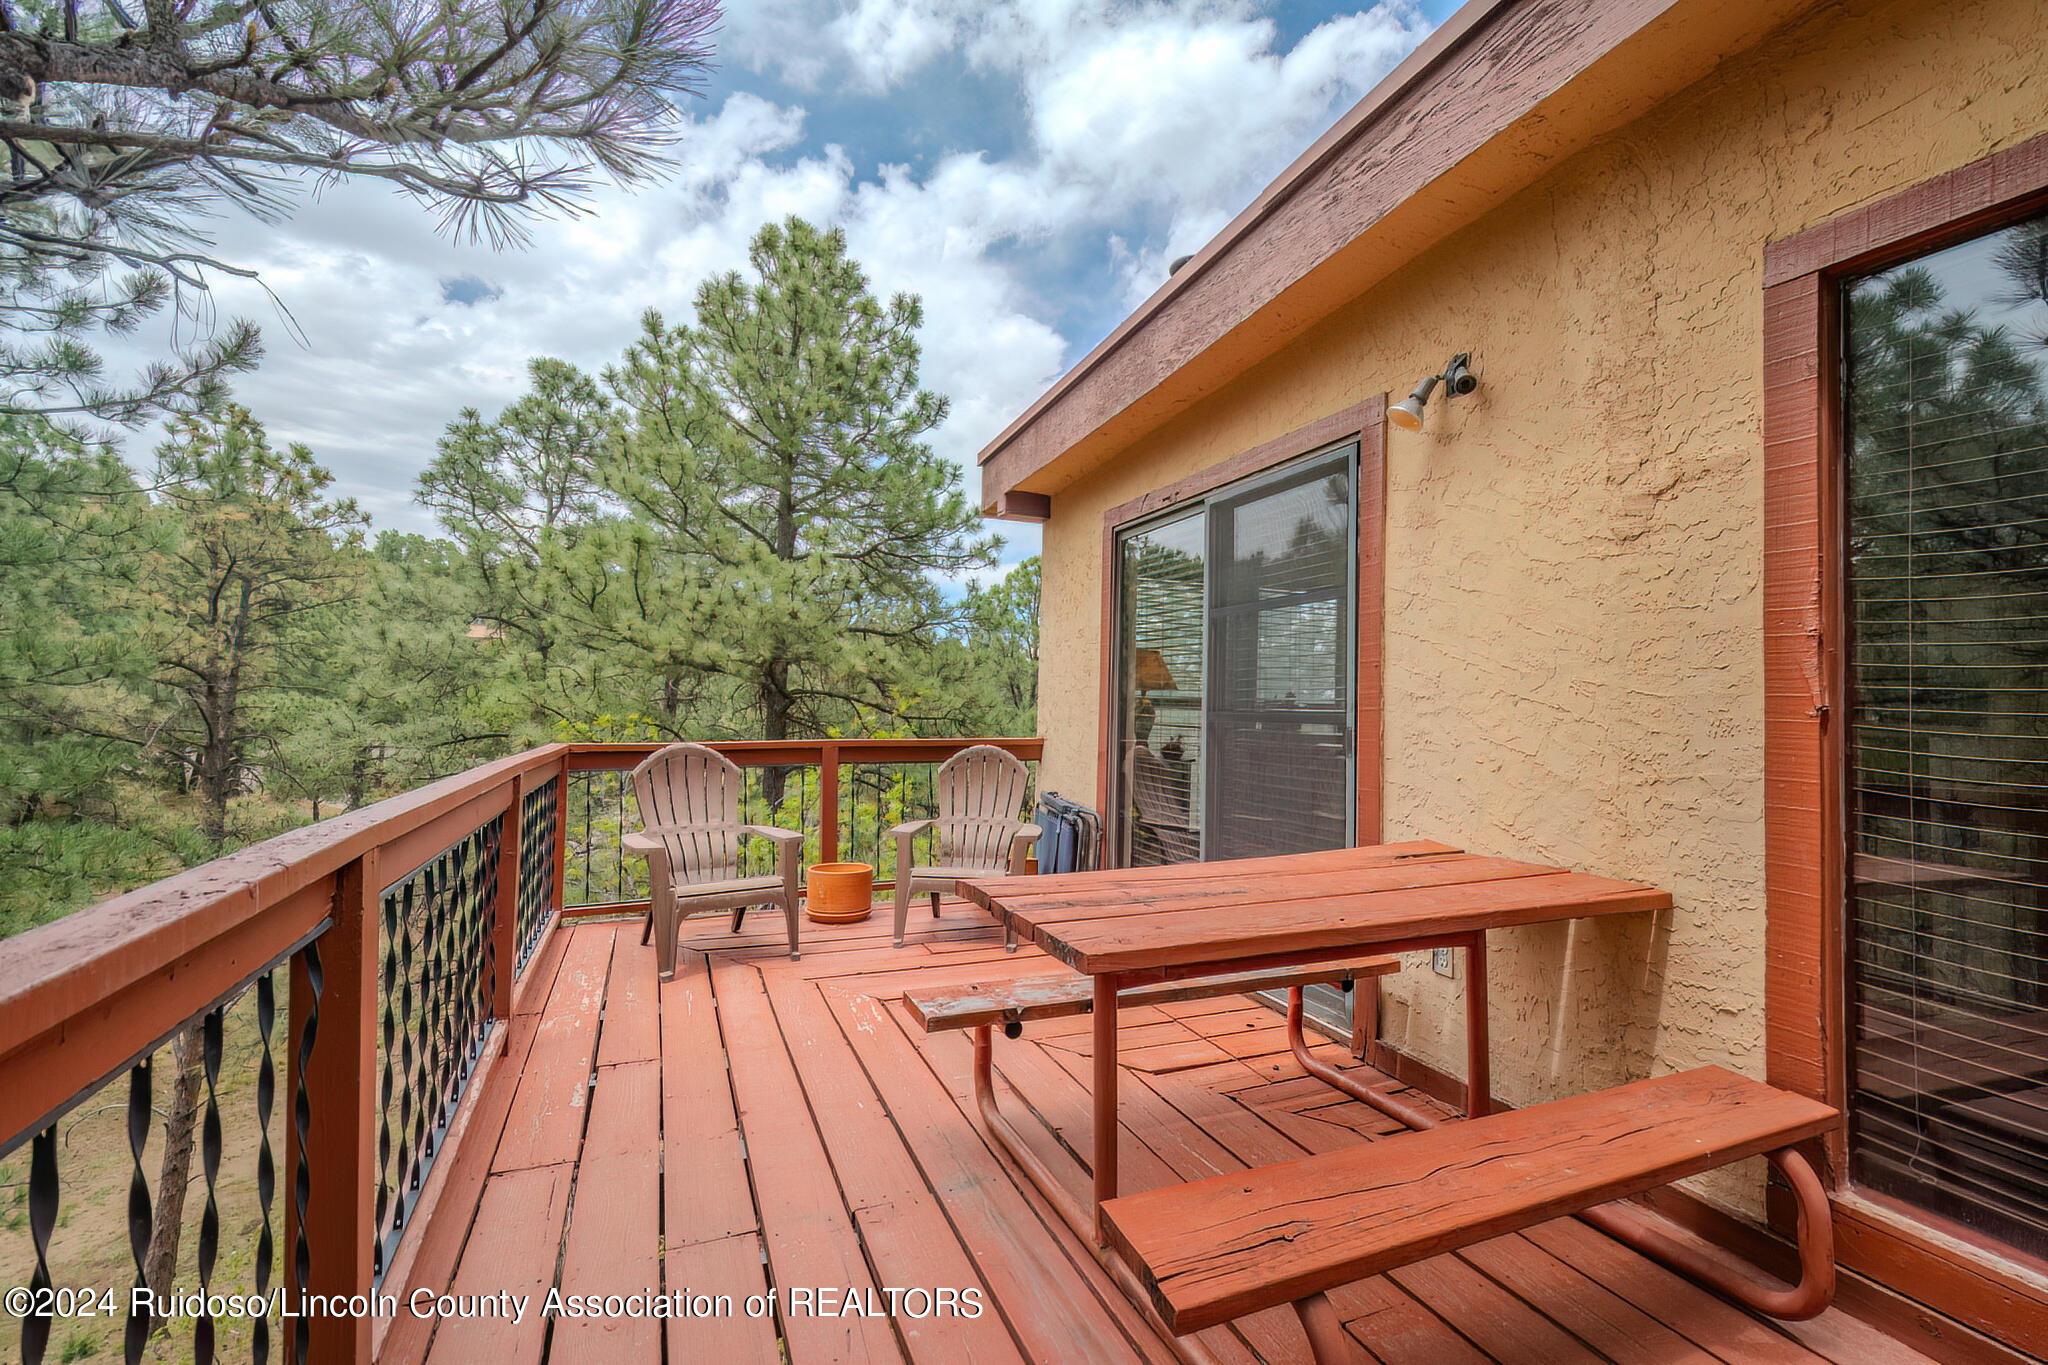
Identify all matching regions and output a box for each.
[1094,397,1388,849]
[1761,128,2048,1356]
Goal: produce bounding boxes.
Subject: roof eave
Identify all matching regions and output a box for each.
[976,0,1820,517]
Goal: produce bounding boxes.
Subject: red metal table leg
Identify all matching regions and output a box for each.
[1294,1292,1366,1365]
[1464,930,1490,1118]
[971,1019,1234,1365]
[1579,1147,1836,1319]
[1092,971,1120,1241]
[1286,986,1440,1131]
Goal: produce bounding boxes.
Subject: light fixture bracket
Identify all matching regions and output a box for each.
[1388,352,1477,430]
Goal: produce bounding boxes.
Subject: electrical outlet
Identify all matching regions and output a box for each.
[1431,947,1455,978]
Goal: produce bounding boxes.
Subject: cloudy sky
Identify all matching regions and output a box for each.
[120,0,1457,577]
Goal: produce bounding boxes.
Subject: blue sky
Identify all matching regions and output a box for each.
[116,1,1456,581]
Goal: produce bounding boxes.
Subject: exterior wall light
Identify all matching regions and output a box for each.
[1387,353,1477,430]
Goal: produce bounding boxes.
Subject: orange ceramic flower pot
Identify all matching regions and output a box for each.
[805,862,875,923]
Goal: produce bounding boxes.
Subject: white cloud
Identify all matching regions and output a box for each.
[829,1,964,93]
[96,3,1431,572]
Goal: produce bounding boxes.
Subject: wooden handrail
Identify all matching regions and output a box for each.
[0,743,570,1055]
[563,737,1044,770]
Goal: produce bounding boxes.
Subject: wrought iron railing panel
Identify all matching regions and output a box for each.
[2,953,313,1365]
[517,775,560,972]
[373,818,500,1282]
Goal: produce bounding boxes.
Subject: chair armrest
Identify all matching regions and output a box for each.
[634,821,751,836]
[626,821,771,853]
[1008,823,1042,874]
[887,818,935,840]
[744,824,803,891]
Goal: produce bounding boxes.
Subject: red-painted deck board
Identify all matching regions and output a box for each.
[379,907,1942,1365]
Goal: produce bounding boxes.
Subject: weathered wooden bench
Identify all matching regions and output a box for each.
[901,959,1398,1037]
[1100,1066,1839,1365]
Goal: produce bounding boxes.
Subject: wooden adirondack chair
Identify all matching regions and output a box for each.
[889,745,1040,949]
[622,743,804,977]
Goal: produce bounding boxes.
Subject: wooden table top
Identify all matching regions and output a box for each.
[958,840,1672,975]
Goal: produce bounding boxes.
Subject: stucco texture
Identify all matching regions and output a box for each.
[1028,0,2048,1216]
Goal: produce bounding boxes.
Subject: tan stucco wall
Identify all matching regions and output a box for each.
[1030,0,2048,1215]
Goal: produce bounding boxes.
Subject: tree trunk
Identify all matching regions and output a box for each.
[143,1021,206,1331]
[347,750,370,811]
[760,662,793,808]
[759,449,802,810]
[196,728,235,847]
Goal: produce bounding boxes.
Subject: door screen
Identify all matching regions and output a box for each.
[1203,451,1354,861]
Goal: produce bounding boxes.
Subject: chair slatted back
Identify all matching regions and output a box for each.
[630,743,746,885]
[934,745,1033,871]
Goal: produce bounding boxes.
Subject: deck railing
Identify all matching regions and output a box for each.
[0,736,1035,1365]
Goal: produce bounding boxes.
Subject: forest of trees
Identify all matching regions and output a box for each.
[0,216,1039,937]
[0,6,1039,939]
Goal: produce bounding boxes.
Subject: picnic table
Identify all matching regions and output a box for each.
[954,839,1673,1240]
[937,843,1842,1365]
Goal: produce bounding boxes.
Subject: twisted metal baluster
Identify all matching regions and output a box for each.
[478,822,500,1055]
[292,942,323,1365]
[418,852,449,1169]
[195,1007,224,1363]
[437,845,459,1124]
[255,972,278,1365]
[394,877,421,1235]
[545,781,560,947]
[374,881,400,1280]
[124,1058,153,1365]
[431,847,456,1157]
[446,836,474,1103]
[482,817,502,1037]
[516,789,534,962]
[519,778,559,967]
[466,823,496,1067]
[21,1127,56,1365]
[516,789,534,966]
[459,832,480,1068]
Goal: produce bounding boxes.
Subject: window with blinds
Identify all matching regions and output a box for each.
[1117,511,1208,867]
[1843,210,2048,1259]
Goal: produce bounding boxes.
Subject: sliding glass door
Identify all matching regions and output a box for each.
[1841,211,2048,1258]
[1113,444,1357,865]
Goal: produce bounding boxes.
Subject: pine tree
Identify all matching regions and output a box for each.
[138,405,368,847]
[419,356,616,668]
[598,216,998,761]
[0,1,718,430]
[0,412,164,932]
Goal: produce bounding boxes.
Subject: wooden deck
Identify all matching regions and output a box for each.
[380,907,1942,1365]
